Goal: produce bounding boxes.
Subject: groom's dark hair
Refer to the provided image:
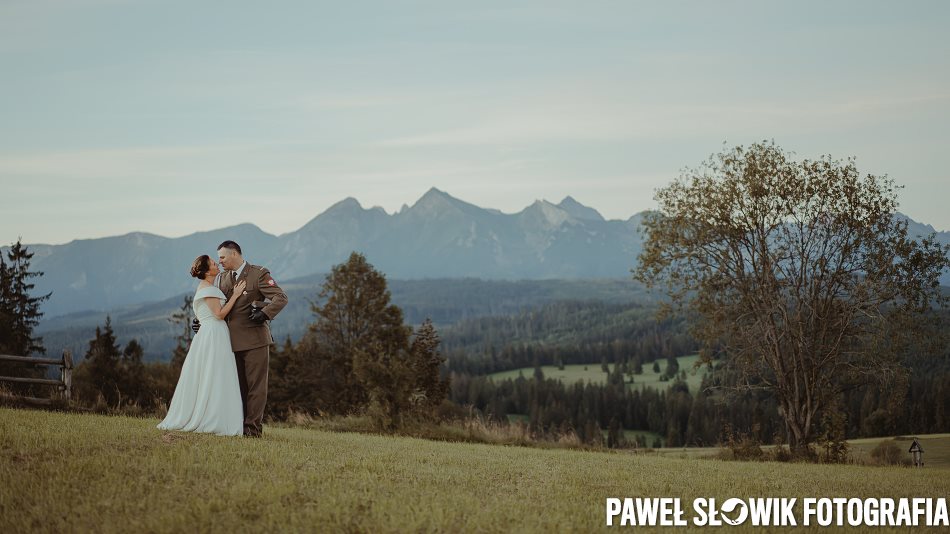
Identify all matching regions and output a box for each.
[217,240,242,255]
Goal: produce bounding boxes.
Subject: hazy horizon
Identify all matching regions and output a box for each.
[2,1,948,245]
[2,187,947,248]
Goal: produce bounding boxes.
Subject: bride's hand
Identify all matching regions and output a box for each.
[233,280,247,295]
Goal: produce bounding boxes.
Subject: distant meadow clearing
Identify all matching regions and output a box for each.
[489,354,707,393]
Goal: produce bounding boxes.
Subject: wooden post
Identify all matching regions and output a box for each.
[61,350,73,401]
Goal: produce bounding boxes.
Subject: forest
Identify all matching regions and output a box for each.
[443,300,950,447]
[3,238,949,451]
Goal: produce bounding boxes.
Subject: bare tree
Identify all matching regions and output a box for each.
[168,295,194,371]
[635,141,949,453]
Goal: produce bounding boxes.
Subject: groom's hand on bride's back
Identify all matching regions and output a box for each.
[191,318,201,333]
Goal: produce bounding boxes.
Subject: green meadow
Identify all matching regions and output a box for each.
[489,354,707,393]
[2,407,948,533]
[847,434,950,470]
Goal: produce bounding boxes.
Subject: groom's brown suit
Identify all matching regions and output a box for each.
[218,263,288,437]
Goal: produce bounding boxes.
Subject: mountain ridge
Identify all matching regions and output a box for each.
[3,190,948,319]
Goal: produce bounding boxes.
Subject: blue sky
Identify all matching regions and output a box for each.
[1,0,948,245]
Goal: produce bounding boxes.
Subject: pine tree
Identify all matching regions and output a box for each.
[533,363,544,381]
[633,356,643,375]
[76,317,122,406]
[0,239,50,356]
[0,256,12,354]
[0,240,51,392]
[408,319,449,411]
[607,417,623,448]
[664,355,679,379]
[119,339,148,407]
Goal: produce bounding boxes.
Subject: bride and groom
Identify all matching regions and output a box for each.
[158,240,288,437]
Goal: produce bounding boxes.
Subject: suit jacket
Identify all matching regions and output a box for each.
[217,263,288,352]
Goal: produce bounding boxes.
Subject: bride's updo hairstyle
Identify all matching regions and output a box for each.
[190,255,212,279]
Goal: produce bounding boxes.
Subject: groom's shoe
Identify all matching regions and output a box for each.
[243,430,262,438]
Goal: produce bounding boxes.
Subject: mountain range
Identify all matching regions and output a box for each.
[3,187,947,320]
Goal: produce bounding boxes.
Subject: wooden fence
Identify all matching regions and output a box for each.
[0,351,73,406]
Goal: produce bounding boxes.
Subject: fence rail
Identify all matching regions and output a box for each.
[0,351,73,406]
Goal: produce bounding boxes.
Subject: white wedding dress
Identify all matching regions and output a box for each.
[157,285,243,436]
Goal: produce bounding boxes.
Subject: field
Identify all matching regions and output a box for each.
[2,407,949,533]
[847,434,950,470]
[504,419,677,448]
[489,354,707,393]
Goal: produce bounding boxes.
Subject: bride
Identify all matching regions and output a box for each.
[158,254,247,436]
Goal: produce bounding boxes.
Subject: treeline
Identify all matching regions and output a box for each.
[450,369,782,448]
[34,277,652,362]
[6,238,948,450]
[2,243,449,430]
[69,253,450,430]
[71,318,180,412]
[439,300,950,448]
[442,301,698,375]
[843,371,950,438]
[0,241,180,409]
[447,352,950,448]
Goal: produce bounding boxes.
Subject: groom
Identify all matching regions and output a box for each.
[208,240,288,437]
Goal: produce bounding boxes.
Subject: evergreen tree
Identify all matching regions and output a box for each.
[0,240,51,393]
[607,417,624,448]
[533,364,544,381]
[0,256,11,354]
[664,355,679,379]
[408,319,450,410]
[0,239,50,356]
[119,339,148,407]
[76,317,122,406]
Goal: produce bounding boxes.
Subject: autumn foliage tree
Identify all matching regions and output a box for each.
[635,141,950,454]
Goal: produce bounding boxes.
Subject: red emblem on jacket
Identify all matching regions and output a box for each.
[267,279,276,286]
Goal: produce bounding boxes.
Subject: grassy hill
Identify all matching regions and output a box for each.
[489,354,707,392]
[2,408,948,533]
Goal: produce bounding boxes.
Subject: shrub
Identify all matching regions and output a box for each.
[869,440,906,466]
[720,424,764,461]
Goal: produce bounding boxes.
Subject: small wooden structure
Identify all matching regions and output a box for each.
[908,437,924,467]
[0,350,73,405]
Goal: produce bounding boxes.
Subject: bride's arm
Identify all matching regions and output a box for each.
[205,281,246,320]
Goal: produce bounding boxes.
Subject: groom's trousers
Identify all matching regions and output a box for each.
[234,345,269,437]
